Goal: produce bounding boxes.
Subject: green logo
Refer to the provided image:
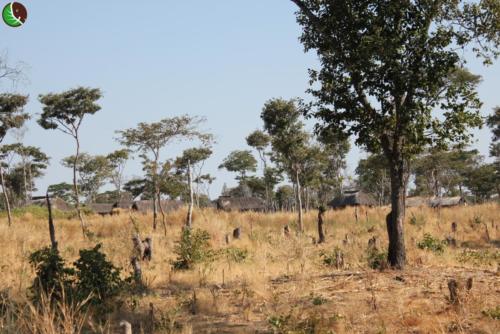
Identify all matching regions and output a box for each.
[2,2,27,28]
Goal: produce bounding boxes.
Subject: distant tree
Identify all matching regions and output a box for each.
[38,87,102,235]
[464,163,497,202]
[0,93,28,225]
[62,154,111,204]
[261,98,309,232]
[176,146,214,228]
[219,150,257,181]
[117,115,212,230]
[1,144,50,203]
[356,154,391,206]
[106,149,130,202]
[124,178,152,200]
[291,0,499,268]
[47,182,75,205]
[246,130,272,206]
[275,185,295,211]
[412,149,480,197]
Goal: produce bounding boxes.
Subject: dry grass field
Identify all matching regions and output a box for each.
[0,203,499,333]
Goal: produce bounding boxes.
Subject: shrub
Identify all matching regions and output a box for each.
[320,247,344,268]
[222,247,249,263]
[366,248,387,270]
[73,244,124,307]
[482,306,500,320]
[172,228,214,270]
[457,249,500,266]
[28,246,74,303]
[417,233,445,254]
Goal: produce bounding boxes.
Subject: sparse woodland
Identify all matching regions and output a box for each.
[0,0,500,333]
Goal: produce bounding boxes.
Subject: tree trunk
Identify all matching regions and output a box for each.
[318,210,325,243]
[186,160,194,229]
[28,163,33,201]
[22,161,28,205]
[157,192,167,236]
[387,159,407,269]
[73,135,86,236]
[152,162,158,230]
[0,166,12,226]
[46,193,58,250]
[295,168,303,233]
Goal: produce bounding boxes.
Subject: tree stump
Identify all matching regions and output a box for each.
[132,234,144,259]
[335,249,344,269]
[142,237,152,261]
[225,234,230,245]
[451,222,457,233]
[119,320,132,334]
[233,227,241,239]
[131,256,142,285]
[318,206,326,244]
[368,236,378,251]
[448,279,459,304]
[284,225,290,238]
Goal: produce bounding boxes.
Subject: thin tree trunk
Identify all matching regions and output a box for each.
[157,192,167,236]
[46,193,58,250]
[186,160,194,229]
[28,163,33,201]
[73,135,86,236]
[387,158,407,269]
[22,161,28,205]
[0,166,12,226]
[295,168,303,233]
[318,208,325,243]
[152,162,158,230]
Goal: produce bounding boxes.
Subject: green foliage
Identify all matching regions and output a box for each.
[457,249,500,266]
[172,228,214,270]
[356,154,390,205]
[0,93,29,142]
[320,247,343,267]
[417,234,446,254]
[28,247,74,303]
[73,244,123,307]
[366,248,388,270]
[482,306,500,320]
[28,244,124,312]
[222,247,248,263]
[310,293,328,306]
[218,150,257,180]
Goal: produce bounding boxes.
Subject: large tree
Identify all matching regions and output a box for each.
[106,149,130,202]
[261,98,309,232]
[38,87,102,235]
[291,0,499,268]
[487,107,500,196]
[0,93,28,225]
[117,115,211,230]
[219,150,257,181]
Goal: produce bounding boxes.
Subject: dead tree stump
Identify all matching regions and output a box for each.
[284,225,290,238]
[318,206,326,244]
[131,256,142,285]
[233,227,241,239]
[132,234,145,259]
[448,279,459,304]
[451,222,457,233]
[225,234,230,244]
[142,237,152,261]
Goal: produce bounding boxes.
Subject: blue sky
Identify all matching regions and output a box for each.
[1,1,499,197]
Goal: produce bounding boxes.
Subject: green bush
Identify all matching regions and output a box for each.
[457,249,500,266]
[366,248,387,270]
[172,228,214,270]
[482,306,500,320]
[222,247,249,263]
[28,246,74,303]
[320,247,343,267]
[73,244,124,307]
[417,233,446,254]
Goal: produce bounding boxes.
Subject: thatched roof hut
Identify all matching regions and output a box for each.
[328,190,377,209]
[89,203,114,216]
[216,196,266,212]
[112,199,134,210]
[405,196,432,208]
[131,200,184,213]
[430,196,467,208]
[30,196,72,212]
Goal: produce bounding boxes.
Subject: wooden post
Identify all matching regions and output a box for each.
[451,222,457,233]
[46,193,58,250]
[284,225,290,238]
[354,206,358,223]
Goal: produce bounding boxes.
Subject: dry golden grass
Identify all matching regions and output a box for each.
[0,203,499,333]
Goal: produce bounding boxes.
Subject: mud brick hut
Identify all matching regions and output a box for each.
[216,196,266,212]
[328,190,377,209]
